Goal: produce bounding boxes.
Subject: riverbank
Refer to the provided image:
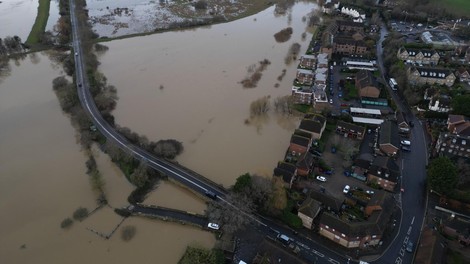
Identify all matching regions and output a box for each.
[26,0,51,45]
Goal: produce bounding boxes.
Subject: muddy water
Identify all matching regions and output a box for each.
[0,0,38,40]
[45,0,60,32]
[0,53,214,263]
[99,2,318,186]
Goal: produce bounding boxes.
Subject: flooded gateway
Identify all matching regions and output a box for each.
[100,2,319,186]
[0,53,214,263]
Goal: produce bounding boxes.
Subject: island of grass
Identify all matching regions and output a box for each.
[26,0,51,45]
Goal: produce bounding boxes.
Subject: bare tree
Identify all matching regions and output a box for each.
[250,96,270,117]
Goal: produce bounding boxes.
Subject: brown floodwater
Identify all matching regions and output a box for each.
[0,0,38,40]
[99,1,318,187]
[0,52,214,263]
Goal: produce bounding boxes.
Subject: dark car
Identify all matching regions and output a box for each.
[205,191,217,200]
[409,121,414,127]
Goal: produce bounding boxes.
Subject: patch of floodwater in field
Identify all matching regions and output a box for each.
[0,52,214,263]
[0,0,38,40]
[99,2,318,186]
[45,0,60,33]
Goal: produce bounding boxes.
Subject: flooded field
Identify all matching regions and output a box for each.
[46,0,60,33]
[0,0,38,40]
[99,2,319,186]
[0,52,214,263]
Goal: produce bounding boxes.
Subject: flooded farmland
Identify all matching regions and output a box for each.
[0,0,38,40]
[99,2,319,186]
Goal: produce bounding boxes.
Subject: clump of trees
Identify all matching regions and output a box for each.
[153,139,184,159]
[240,59,271,88]
[451,95,470,117]
[274,27,293,43]
[60,218,73,229]
[206,173,280,234]
[0,36,24,57]
[178,246,224,264]
[427,157,458,195]
[72,207,89,221]
[194,0,208,10]
[273,95,294,115]
[121,225,137,241]
[250,96,270,117]
[284,43,301,64]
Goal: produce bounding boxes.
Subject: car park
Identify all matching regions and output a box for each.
[208,223,220,230]
[401,140,411,146]
[343,185,350,194]
[316,176,327,182]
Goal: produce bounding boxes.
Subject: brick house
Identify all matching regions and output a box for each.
[299,54,317,69]
[378,120,400,156]
[296,69,314,85]
[336,120,366,140]
[456,68,470,82]
[435,133,470,159]
[298,114,326,140]
[297,197,321,229]
[318,195,394,248]
[351,157,372,181]
[336,20,364,33]
[367,156,400,192]
[407,66,456,87]
[355,70,380,98]
[288,134,311,156]
[273,162,297,189]
[397,47,440,65]
[447,114,466,132]
[292,86,313,105]
[296,152,315,176]
[333,37,368,55]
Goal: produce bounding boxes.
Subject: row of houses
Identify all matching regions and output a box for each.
[292,53,330,105]
[435,114,470,160]
[273,114,327,188]
[323,20,369,56]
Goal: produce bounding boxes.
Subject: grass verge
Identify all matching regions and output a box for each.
[26,0,51,45]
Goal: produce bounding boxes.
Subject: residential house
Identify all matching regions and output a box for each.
[317,53,329,68]
[364,191,387,216]
[339,7,366,23]
[309,188,343,213]
[318,195,394,248]
[299,115,326,140]
[273,162,297,189]
[442,216,470,246]
[333,37,368,55]
[428,94,451,113]
[288,134,311,156]
[396,111,410,134]
[423,87,437,100]
[350,157,372,181]
[315,67,328,85]
[292,86,313,105]
[447,114,466,132]
[252,239,308,264]
[336,121,366,140]
[336,20,364,33]
[356,70,380,98]
[414,227,446,264]
[378,120,400,156]
[456,68,470,83]
[299,54,317,69]
[397,47,440,65]
[297,197,322,229]
[296,69,314,85]
[407,66,456,87]
[435,132,470,159]
[367,156,400,192]
[296,152,315,176]
[321,0,340,14]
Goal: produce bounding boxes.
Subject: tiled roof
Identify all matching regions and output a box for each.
[412,67,453,79]
[378,120,400,148]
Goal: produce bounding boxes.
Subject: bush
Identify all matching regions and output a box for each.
[153,139,184,159]
[194,0,208,10]
[121,225,137,241]
[72,207,89,221]
[60,218,73,229]
[281,211,302,228]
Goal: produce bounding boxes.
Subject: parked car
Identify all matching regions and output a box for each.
[316,176,327,182]
[406,241,414,253]
[343,185,350,194]
[401,145,411,152]
[329,98,333,104]
[401,140,411,146]
[208,223,220,230]
[366,190,375,194]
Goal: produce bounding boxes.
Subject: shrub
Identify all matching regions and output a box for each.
[121,225,137,241]
[72,207,89,221]
[60,218,73,229]
[153,139,184,159]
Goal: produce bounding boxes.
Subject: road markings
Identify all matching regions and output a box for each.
[328,258,340,264]
[411,216,415,225]
[312,250,324,258]
[407,226,412,235]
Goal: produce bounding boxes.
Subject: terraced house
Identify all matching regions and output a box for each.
[397,47,440,65]
[407,66,456,87]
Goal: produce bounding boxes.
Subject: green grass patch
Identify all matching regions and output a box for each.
[26,0,51,45]
[431,0,470,17]
[293,104,311,113]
